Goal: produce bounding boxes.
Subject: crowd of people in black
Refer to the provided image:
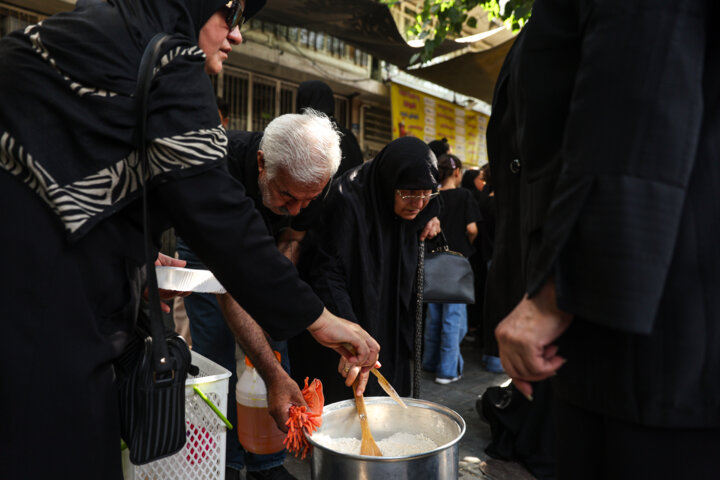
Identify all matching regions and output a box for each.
[2,0,717,479]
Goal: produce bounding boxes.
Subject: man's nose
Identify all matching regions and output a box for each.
[286,201,303,216]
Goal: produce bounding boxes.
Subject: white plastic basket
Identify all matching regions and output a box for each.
[122,351,232,480]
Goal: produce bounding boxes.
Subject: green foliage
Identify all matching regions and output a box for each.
[382,0,533,65]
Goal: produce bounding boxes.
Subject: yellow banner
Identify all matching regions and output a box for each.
[390,83,488,167]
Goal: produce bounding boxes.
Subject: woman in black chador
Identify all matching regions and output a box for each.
[0,1,381,477]
[290,136,440,403]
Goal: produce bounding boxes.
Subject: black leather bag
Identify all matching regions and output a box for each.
[115,33,196,465]
[423,232,475,304]
[115,311,194,464]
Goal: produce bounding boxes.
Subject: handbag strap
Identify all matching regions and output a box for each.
[427,231,450,253]
[136,32,174,381]
[413,237,425,399]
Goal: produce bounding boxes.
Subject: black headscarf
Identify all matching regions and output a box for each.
[0,0,263,240]
[296,80,335,117]
[296,79,364,175]
[307,136,439,400]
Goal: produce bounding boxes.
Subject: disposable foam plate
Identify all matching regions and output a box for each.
[155,266,226,294]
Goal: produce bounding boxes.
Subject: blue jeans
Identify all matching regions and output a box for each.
[177,237,289,472]
[422,303,468,379]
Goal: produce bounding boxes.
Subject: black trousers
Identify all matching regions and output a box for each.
[556,398,720,480]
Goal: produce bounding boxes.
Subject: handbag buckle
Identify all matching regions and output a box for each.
[153,369,176,385]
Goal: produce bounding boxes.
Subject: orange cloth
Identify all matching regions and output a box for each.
[284,377,324,459]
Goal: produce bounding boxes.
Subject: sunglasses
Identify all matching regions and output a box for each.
[223,0,246,31]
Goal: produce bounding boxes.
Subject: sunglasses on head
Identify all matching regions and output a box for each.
[223,0,246,31]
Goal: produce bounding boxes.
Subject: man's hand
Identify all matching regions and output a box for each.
[419,216,441,241]
[265,371,308,432]
[495,279,573,400]
[307,308,380,370]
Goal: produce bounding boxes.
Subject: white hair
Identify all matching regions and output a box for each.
[259,109,341,186]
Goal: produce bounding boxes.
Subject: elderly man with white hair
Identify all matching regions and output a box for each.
[176,109,342,480]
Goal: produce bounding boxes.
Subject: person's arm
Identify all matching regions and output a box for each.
[216,293,306,431]
[155,165,380,368]
[419,216,441,241]
[465,222,478,245]
[497,0,708,397]
[276,227,306,264]
[527,0,708,334]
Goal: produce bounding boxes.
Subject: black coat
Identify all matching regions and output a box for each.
[487,0,720,427]
[290,137,439,403]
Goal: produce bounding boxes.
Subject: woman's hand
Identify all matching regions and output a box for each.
[337,356,377,396]
[307,308,380,369]
[420,216,441,241]
[144,253,190,313]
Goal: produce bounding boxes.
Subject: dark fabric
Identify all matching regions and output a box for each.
[555,398,720,480]
[0,0,227,240]
[290,137,439,403]
[487,0,720,429]
[437,188,481,258]
[482,382,556,480]
[0,160,325,476]
[224,129,325,234]
[296,80,335,117]
[296,80,364,175]
[0,169,143,479]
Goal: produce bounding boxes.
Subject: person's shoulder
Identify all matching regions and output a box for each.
[228,130,262,151]
[226,130,262,181]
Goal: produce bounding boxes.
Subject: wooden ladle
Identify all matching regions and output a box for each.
[353,378,382,456]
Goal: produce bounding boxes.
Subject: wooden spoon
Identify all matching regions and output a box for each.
[353,378,382,456]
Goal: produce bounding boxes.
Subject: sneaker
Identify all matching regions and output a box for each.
[435,375,461,385]
[246,466,297,480]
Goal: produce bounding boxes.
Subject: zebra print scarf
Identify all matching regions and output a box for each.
[0,0,229,241]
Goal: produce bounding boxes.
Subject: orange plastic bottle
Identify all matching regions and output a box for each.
[235,354,286,454]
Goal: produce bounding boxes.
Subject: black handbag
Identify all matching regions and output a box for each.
[115,32,196,465]
[423,232,475,304]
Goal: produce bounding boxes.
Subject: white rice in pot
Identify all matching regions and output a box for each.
[312,432,437,457]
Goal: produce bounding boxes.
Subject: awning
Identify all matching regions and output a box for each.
[255,0,466,68]
[409,38,516,104]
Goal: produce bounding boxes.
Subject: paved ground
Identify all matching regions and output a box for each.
[283,340,512,479]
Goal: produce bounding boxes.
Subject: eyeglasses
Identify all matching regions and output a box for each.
[396,190,439,201]
[223,0,246,31]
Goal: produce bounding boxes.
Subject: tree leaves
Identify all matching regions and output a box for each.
[382,0,533,64]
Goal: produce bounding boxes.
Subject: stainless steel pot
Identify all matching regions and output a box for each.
[306,397,466,479]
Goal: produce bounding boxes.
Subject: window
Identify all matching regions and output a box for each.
[0,5,43,38]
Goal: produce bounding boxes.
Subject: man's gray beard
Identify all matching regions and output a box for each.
[258,174,291,216]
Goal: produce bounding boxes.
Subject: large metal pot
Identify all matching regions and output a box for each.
[307,397,466,479]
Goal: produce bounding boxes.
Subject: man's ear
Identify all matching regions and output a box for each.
[257,150,265,173]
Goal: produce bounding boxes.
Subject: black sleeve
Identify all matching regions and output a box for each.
[464,189,481,225]
[337,126,364,175]
[154,164,324,340]
[308,193,359,324]
[527,0,708,335]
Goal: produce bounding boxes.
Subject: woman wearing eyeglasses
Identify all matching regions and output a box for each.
[0,1,382,478]
[289,136,441,404]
